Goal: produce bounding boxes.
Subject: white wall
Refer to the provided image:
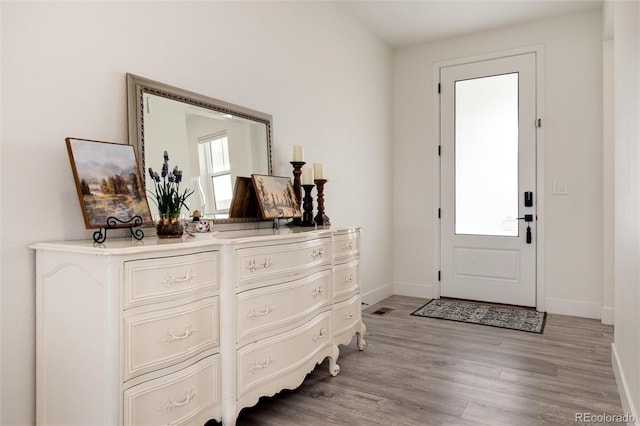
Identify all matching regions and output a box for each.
[603,37,614,325]
[611,0,640,421]
[0,2,3,422]
[393,9,604,318]
[0,2,393,423]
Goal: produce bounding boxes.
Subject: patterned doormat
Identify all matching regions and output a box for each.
[411,299,547,334]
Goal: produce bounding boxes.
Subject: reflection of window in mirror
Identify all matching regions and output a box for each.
[198,132,233,215]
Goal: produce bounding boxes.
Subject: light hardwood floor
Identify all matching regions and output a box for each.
[233,295,624,425]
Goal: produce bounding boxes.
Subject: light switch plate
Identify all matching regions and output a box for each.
[552,181,568,195]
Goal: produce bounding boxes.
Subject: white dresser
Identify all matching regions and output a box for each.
[32,226,365,426]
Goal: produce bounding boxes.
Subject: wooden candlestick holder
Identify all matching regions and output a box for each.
[290,161,305,225]
[313,179,330,226]
[301,184,316,227]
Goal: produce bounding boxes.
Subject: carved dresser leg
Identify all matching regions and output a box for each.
[329,344,341,376]
[357,323,367,350]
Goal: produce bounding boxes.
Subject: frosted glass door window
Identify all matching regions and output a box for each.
[455,73,519,236]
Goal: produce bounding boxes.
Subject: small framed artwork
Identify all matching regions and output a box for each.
[229,177,260,218]
[65,137,154,229]
[251,174,301,219]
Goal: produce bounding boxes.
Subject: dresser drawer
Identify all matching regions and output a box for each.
[123,297,219,381]
[236,239,331,286]
[237,311,332,398]
[333,294,361,337]
[333,259,359,301]
[123,354,220,426]
[237,270,331,344]
[333,231,360,262]
[124,251,218,308]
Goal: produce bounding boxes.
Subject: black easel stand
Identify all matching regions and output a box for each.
[93,215,144,244]
[273,207,301,230]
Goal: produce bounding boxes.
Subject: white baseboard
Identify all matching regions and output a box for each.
[544,297,601,319]
[611,343,639,425]
[361,283,394,307]
[393,281,435,300]
[601,306,615,325]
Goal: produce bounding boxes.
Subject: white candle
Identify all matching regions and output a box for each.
[301,167,314,185]
[293,145,304,161]
[313,163,324,179]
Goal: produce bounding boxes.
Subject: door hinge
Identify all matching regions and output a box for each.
[438,83,441,94]
[438,145,441,156]
[438,270,441,281]
[438,208,441,218]
[537,118,542,128]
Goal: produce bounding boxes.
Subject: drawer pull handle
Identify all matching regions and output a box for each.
[343,274,354,285]
[159,269,197,287]
[249,354,274,373]
[311,286,325,299]
[312,327,327,343]
[159,324,197,346]
[311,248,324,259]
[341,242,353,251]
[158,387,197,413]
[247,258,273,272]
[247,305,274,320]
[342,312,354,321]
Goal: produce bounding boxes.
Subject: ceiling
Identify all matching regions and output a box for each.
[336,0,603,49]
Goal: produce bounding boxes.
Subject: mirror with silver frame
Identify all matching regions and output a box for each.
[127,73,272,223]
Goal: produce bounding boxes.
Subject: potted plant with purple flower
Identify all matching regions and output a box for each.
[148,151,194,238]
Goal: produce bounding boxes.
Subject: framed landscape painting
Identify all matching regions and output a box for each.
[66,138,153,229]
[251,174,301,219]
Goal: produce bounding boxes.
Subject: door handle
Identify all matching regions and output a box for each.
[516,215,533,244]
[516,214,534,222]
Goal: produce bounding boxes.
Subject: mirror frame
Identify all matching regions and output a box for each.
[126,73,273,223]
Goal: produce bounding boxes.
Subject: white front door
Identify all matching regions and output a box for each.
[440,53,537,307]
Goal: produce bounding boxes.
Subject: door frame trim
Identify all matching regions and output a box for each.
[432,45,546,311]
